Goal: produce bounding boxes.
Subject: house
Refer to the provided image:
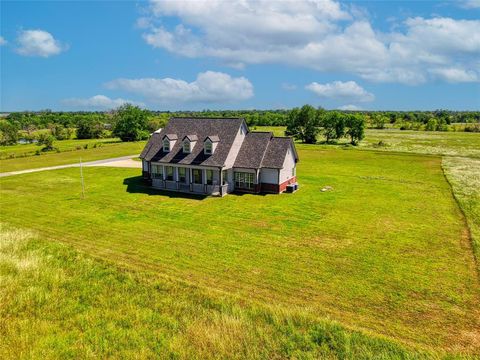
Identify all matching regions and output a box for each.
[139,117,298,196]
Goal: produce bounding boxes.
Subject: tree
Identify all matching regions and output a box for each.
[0,121,19,145]
[285,105,320,144]
[76,118,103,139]
[37,133,55,151]
[345,115,365,145]
[320,111,346,143]
[112,104,150,141]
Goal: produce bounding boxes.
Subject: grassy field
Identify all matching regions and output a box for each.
[1,147,479,357]
[0,225,432,359]
[362,129,480,158]
[442,157,480,271]
[0,141,145,173]
[0,138,123,160]
[253,126,480,158]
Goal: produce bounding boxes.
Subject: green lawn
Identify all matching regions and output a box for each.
[1,147,479,357]
[0,141,145,173]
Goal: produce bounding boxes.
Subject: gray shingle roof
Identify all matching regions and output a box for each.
[205,135,220,142]
[140,117,298,169]
[261,137,298,168]
[233,132,273,169]
[183,134,198,141]
[140,117,245,167]
[163,134,178,140]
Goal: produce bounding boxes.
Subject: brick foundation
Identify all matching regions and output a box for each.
[279,176,297,193]
[261,176,297,194]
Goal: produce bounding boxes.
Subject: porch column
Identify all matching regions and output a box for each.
[175,167,179,190]
[189,168,193,192]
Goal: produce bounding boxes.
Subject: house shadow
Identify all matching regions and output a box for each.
[123,176,208,200]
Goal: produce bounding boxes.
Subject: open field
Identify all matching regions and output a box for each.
[0,141,145,173]
[0,225,432,359]
[1,147,479,357]
[362,129,480,158]
[0,138,123,160]
[253,126,480,158]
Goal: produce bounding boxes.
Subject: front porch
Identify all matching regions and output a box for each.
[149,163,228,196]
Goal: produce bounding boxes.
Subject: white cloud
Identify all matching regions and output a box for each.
[306,81,375,102]
[105,71,254,103]
[458,0,480,9]
[62,95,143,110]
[16,29,66,57]
[429,67,479,82]
[0,36,7,46]
[338,104,362,110]
[141,1,480,85]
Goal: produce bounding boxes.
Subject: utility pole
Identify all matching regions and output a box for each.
[80,157,85,199]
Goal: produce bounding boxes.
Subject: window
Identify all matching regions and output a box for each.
[183,140,190,153]
[193,169,202,184]
[163,139,170,152]
[204,141,212,155]
[151,164,163,179]
[234,172,254,189]
[166,166,174,181]
[222,170,228,185]
[178,167,186,183]
[206,170,213,185]
[292,166,296,177]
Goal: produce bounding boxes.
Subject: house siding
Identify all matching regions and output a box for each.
[260,168,278,184]
[279,146,296,184]
[223,123,247,168]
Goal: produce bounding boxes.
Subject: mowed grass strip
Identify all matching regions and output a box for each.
[0,225,435,359]
[0,140,146,173]
[1,147,479,354]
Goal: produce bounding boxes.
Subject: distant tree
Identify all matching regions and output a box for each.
[37,133,55,151]
[372,114,387,129]
[76,118,103,139]
[286,105,320,144]
[345,115,365,145]
[320,111,345,143]
[0,121,19,145]
[112,104,150,142]
[147,116,168,133]
[425,118,437,131]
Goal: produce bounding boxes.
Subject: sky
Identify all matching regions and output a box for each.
[1,0,479,112]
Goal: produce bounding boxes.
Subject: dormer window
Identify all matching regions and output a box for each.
[183,140,191,153]
[163,139,170,152]
[204,140,212,155]
[182,135,197,154]
[204,135,219,155]
[162,134,177,152]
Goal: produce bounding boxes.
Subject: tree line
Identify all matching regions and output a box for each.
[1,106,479,145]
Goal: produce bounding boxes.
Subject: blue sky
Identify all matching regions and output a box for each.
[1,0,479,111]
